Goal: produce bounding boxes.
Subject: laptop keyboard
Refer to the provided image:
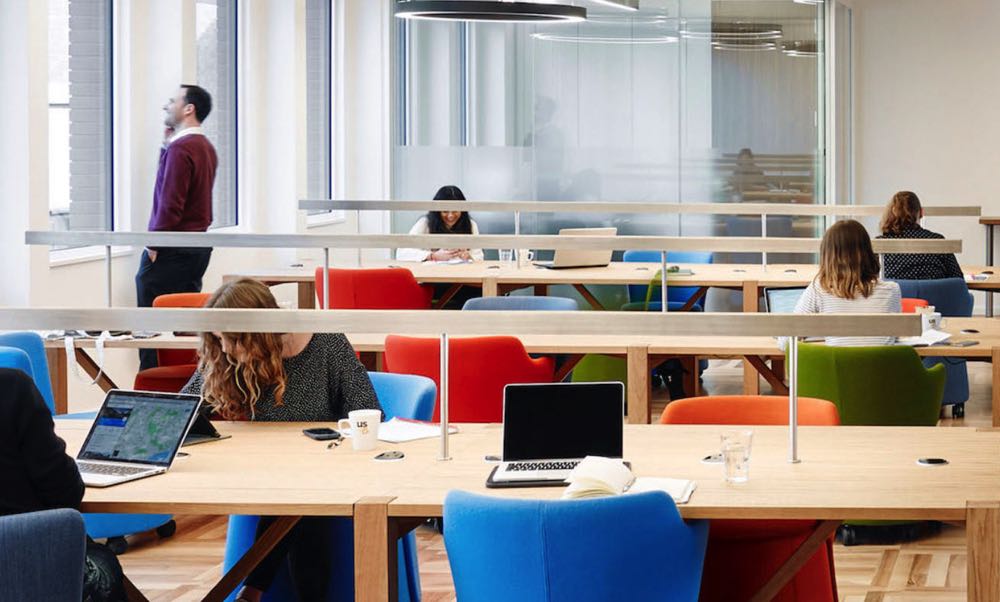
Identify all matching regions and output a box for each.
[77,462,151,477]
[506,460,579,472]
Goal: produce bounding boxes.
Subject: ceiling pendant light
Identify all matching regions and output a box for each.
[588,0,639,11]
[782,40,819,57]
[395,1,587,23]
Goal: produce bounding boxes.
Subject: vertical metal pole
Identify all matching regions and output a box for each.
[323,248,330,310]
[660,250,668,313]
[439,333,451,461]
[788,335,800,463]
[514,210,521,270]
[987,225,994,317]
[761,214,768,271]
[105,246,112,308]
[879,253,884,280]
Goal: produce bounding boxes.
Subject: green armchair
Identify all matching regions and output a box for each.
[796,343,945,426]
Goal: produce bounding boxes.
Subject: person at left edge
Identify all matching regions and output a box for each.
[135,84,218,370]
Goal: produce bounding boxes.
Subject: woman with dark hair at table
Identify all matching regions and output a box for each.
[397,185,485,263]
[877,190,963,280]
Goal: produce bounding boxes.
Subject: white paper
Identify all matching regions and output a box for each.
[372,417,459,443]
[562,456,696,504]
[899,328,952,347]
[627,477,697,504]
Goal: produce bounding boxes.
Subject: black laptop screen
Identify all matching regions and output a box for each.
[502,382,624,461]
[78,391,201,466]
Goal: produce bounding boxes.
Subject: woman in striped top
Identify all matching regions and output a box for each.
[787,219,901,348]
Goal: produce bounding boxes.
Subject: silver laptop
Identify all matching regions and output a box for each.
[76,390,201,487]
[763,287,806,313]
[489,382,624,486]
[534,227,617,269]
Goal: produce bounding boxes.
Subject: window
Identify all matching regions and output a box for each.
[48,0,113,239]
[305,0,333,217]
[393,1,827,264]
[195,0,238,228]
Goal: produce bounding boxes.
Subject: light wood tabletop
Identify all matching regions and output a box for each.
[44,317,1000,426]
[53,420,1000,602]
[226,261,1000,310]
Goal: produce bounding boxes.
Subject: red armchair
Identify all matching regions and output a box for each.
[384,335,554,422]
[314,267,433,309]
[133,292,210,393]
[661,395,840,602]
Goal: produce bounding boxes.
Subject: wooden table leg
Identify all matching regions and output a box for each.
[74,349,120,392]
[432,284,463,309]
[967,501,1000,602]
[203,516,301,602]
[748,520,841,602]
[626,347,650,424]
[554,354,584,382]
[298,282,316,309]
[354,497,398,602]
[742,280,761,395]
[993,348,999,428]
[745,355,789,395]
[46,347,68,414]
[573,284,606,311]
[482,278,498,297]
[122,575,149,602]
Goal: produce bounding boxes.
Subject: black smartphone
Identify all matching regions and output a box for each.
[374,451,405,461]
[916,457,948,466]
[953,340,978,347]
[303,427,342,441]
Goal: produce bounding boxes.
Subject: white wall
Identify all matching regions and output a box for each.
[853,0,1000,306]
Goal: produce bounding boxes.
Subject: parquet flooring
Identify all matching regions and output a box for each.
[116,360,993,600]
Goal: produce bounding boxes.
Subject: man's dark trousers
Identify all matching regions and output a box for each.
[135,247,212,370]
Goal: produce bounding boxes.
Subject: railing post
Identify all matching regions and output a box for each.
[660,250,668,313]
[105,245,112,308]
[761,214,768,271]
[323,248,330,310]
[788,335,800,463]
[439,332,451,461]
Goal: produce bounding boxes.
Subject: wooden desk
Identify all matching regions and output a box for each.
[45,317,1000,427]
[228,261,1000,311]
[356,424,1000,601]
[56,420,386,601]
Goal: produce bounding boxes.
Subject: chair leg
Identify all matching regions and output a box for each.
[952,403,965,418]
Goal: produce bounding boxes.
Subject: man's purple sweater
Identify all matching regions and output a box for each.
[148,132,218,232]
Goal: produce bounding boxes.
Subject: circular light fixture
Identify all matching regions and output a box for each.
[533,32,678,44]
[680,20,783,41]
[782,40,820,57]
[395,1,587,23]
[794,0,824,5]
[712,41,778,52]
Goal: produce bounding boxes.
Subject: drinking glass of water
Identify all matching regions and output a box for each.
[498,249,514,264]
[721,430,753,483]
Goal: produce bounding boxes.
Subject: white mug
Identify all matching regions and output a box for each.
[517,249,535,268]
[337,409,381,451]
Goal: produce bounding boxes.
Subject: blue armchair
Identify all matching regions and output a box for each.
[462,295,579,311]
[444,490,709,602]
[221,372,435,601]
[622,250,713,311]
[891,278,973,416]
[0,509,86,601]
[0,331,174,554]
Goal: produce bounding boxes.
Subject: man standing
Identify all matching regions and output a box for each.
[136,85,217,369]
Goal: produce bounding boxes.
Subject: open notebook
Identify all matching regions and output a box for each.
[562,456,696,504]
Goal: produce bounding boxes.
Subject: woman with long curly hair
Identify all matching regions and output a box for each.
[876,190,963,280]
[180,278,380,601]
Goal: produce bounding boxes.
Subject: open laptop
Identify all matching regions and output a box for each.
[76,390,201,487]
[533,227,617,269]
[182,409,232,447]
[763,287,806,313]
[487,382,624,488]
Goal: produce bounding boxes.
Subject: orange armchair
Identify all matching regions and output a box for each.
[901,297,929,313]
[661,395,840,602]
[314,267,433,309]
[384,335,554,422]
[133,292,210,393]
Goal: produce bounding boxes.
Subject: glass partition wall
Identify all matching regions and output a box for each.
[392,0,826,266]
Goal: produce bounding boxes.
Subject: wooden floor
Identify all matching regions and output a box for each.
[117,360,992,601]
